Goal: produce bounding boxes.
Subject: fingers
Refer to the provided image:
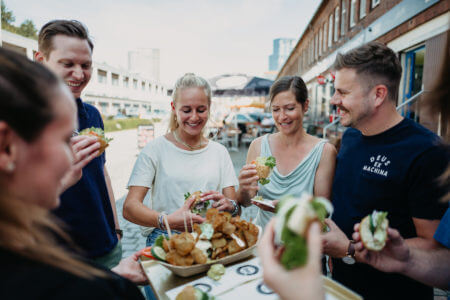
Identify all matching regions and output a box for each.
[352,230,361,243]
[201,191,224,202]
[306,222,322,267]
[72,135,98,152]
[190,214,205,224]
[323,218,336,229]
[386,228,403,245]
[353,223,360,232]
[258,219,278,265]
[184,195,197,208]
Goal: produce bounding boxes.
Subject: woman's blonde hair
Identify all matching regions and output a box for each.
[0,48,106,279]
[168,73,212,132]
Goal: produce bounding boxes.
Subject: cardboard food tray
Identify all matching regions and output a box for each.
[154,225,262,277]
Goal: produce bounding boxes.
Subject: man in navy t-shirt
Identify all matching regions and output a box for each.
[35,20,122,268]
[322,42,448,300]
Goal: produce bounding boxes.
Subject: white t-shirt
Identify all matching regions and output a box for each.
[127,136,238,235]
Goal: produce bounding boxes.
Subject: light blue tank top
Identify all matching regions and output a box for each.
[255,134,326,229]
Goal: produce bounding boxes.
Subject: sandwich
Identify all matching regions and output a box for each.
[184,191,210,216]
[274,193,333,269]
[359,210,389,251]
[176,285,215,300]
[79,127,112,156]
[252,156,276,185]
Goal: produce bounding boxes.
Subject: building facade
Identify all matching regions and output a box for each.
[1,30,170,117]
[277,0,449,137]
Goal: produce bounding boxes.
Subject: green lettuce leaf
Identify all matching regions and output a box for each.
[264,156,276,168]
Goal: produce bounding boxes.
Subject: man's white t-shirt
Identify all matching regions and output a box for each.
[127,135,238,235]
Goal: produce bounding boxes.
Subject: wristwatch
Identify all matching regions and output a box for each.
[342,240,356,265]
[229,199,240,216]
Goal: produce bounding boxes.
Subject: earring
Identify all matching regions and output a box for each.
[6,162,15,172]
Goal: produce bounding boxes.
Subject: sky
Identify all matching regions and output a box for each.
[7,0,319,85]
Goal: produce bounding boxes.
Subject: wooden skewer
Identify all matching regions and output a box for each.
[231,233,246,248]
[183,212,188,233]
[163,215,172,238]
[189,214,194,232]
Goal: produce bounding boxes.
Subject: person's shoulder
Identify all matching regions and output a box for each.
[82,101,101,116]
[141,135,167,154]
[250,135,265,149]
[342,127,360,139]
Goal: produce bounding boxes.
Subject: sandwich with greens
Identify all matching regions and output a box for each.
[185,191,210,216]
[274,193,333,270]
[79,127,113,156]
[252,156,276,185]
[359,210,389,251]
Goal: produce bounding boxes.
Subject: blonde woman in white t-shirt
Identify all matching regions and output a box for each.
[123,73,239,247]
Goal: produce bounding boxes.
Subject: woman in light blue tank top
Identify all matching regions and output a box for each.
[237,76,336,229]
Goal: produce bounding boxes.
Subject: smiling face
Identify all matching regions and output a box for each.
[12,85,77,209]
[271,90,308,135]
[330,68,374,129]
[174,87,210,137]
[37,35,92,99]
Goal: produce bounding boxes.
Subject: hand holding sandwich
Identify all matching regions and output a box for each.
[259,219,324,300]
[60,135,100,192]
[352,223,410,273]
[201,190,235,213]
[167,194,205,231]
[237,164,260,206]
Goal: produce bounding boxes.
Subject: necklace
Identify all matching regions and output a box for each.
[173,130,205,150]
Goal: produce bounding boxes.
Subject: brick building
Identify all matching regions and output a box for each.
[277,0,449,137]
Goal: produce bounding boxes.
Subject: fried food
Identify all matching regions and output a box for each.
[221,221,236,236]
[166,250,194,266]
[211,237,227,249]
[172,232,195,256]
[191,247,207,264]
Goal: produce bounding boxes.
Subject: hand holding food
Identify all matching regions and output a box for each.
[79,127,113,156]
[274,193,333,269]
[251,156,276,185]
[185,191,210,216]
[251,196,277,213]
[167,197,205,231]
[359,210,389,251]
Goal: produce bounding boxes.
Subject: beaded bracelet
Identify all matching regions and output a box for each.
[158,213,167,230]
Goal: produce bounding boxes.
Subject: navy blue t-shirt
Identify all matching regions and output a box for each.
[331,118,448,300]
[53,98,117,258]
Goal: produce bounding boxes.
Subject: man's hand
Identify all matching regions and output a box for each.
[321,219,349,258]
[111,251,149,285]
[60,135,100,191]
[258,219,324,300]
[352,223,410,273]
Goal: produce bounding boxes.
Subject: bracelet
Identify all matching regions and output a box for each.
[229,199,240,216]
[158,213,167,230]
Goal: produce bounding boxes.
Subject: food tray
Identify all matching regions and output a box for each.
[156,225,262,277]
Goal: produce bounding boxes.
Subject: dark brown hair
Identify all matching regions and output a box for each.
[0,48,106,279]
[332,41,402,102]
[269,76,308,106]
[38,20,94,58]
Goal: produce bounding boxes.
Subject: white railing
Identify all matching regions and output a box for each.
[323,117,341,138]
[396,90,424,111]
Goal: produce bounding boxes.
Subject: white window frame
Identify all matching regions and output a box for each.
[328,14,333,47]
[350,0,357,27]
[319,28,322,56]
[323,22,327,52]
[341,0,347,36]
[360,0,367,19]
[334,6,340,42]
[371,0,380,9]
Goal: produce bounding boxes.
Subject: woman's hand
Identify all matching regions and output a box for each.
[60,135,100,191]
[258,219,324,300]
[237,164,259,206]
[201,190,234,212]
[112,251,149,285]
[167,194,204,231]
[252,199,279,213]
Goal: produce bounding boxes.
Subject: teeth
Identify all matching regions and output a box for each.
[67,82,82,87]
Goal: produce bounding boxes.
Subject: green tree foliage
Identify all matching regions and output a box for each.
[1,1,38,39]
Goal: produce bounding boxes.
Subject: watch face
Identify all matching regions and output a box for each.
[342,255,356,265]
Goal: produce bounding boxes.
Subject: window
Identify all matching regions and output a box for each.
[133,79,138,89]
[371,0,380,9]
[319,28,322,57]
[341,0,347,36]
[148,83,152,92]
[350,0,357,27]
[123,76,129,88]
[360,0,367,19]
[141,82,145,91]
[111,73,119,86]
[334,6,340,42]
[323,22,327,52]
[97,70,107,84]
[328,14,333,47]
[315,33,318,60]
